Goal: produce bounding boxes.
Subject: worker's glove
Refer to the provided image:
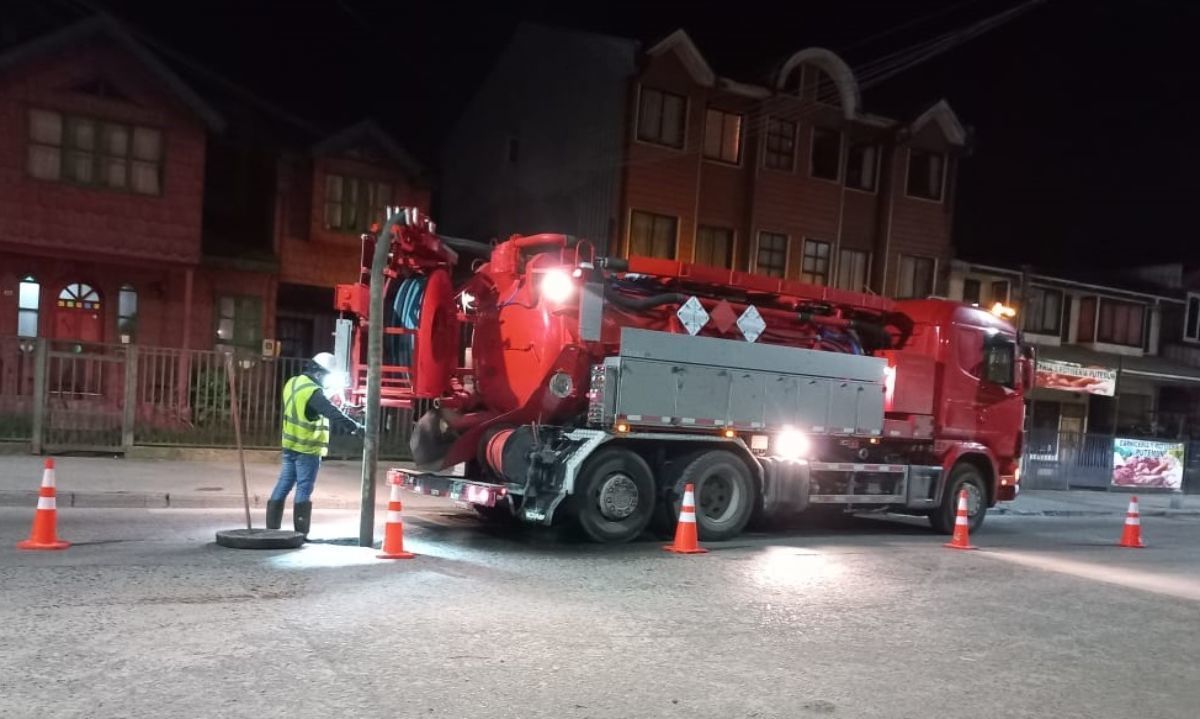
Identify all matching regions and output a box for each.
[354,422,366,437]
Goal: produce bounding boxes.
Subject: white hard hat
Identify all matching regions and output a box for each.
[312,352,337,372]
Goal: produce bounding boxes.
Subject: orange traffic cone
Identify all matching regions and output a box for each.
[17,458,70,551]
[664,483,708,554]
[377,480,414,559]
[1118,496,1145,549]
[943,488,976,550]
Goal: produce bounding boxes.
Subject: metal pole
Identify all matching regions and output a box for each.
[360,210,397,547]
[225,353,252,530]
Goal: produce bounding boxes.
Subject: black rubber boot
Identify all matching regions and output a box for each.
[293,501,313,539]
[265,500,285,530]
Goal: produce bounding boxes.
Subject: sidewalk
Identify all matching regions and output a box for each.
[1,454,1197,516]
[0,454,438,511]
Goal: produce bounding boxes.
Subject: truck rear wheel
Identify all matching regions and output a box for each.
[930,463,987,534]
[662,450,755,542]
[573,448,655,544]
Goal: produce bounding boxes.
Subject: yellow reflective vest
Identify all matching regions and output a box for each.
[281,375,330,457]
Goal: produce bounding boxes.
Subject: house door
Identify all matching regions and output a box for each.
[54,283,103,343]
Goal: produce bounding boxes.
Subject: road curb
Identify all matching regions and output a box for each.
[993,507,1200,518]
[0,490,379,510]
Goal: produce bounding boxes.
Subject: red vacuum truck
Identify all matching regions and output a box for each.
[332,208,1029,543]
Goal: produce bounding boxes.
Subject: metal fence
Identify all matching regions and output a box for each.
[1024,429,1199,492]
[0,336,412,459]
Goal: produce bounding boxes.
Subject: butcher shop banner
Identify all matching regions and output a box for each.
[1035,358,1117,396]
[1112,438,1185,490]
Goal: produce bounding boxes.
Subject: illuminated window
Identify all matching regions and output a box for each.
[1025,287,1063,335]
[755,232,788,278]
[800,239,830,286]
[703,108,742,164]
[118,284,138,341]
[27,109,162,194]
[836,249,869,291]
[636,86,686,149]
[214,295,263,350]
[628,210,678,259]
[324,174,393,232]
[810,127,841,180]
[58,283,100,310]
[694,226,733,269]
[18,275,39,337]
[897,255,935,299]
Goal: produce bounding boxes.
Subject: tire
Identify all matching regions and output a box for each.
[572,448,656,544]
[662,450,756,542]
[930,463,988,535]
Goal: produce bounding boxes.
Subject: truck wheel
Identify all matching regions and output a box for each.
[573,448,655,544]
[930,463,987,535]
[664,450,755,542]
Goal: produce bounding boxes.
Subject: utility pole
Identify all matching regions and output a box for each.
[359,209,399,547]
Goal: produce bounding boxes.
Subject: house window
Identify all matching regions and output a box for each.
[991,281,1010,305]
[214,295,263,351]
[1096,299,1144,347]
[1185,293,1200,342]
[118,284,138,342]
[324,174,393,232]
[897,255,935,299]
[835,249,869,292]
[17,275,40,337]
[58,283,100,310]
[755,232,788,278]
[1025,286,1063,335]
[906,149,945,201]
[636,87,686,149]
[1077,297,1096,342]
[800,239,831,286]
[628,210,678,259]
[764,117,796,171]
[694,226,734,269]
[810,127,841,180]
[703,108,743,164]
[27,109,163,194]
[963,278,982,305]
[845,143,878,191]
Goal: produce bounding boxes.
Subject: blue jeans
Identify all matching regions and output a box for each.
[270,449,322,503]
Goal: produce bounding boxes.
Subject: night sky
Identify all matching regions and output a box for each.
[9,0,1199,271]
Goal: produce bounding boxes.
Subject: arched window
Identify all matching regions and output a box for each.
[57,283,101,310]
[118,284,138,342]
[17,275,40,337]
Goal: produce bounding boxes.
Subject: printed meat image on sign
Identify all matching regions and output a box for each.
[1035,358,1116,396]
[1112,438,1185,490]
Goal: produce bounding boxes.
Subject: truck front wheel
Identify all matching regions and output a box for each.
[573,448,655,543]
[663,450,756,542]
[930,463,987,534]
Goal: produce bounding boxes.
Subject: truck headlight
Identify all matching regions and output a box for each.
[540,269,575,304]
[774,427,810,460]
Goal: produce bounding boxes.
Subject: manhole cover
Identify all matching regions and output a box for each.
[195,487,225,492]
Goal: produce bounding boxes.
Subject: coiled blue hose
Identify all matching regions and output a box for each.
[386,276,426,367]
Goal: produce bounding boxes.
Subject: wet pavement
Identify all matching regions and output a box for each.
[2,504,1199,718]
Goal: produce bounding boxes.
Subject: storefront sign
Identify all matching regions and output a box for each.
[1112,438,1185,490]
[1035,358,1116,396]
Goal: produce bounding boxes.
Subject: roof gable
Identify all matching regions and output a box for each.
[0,16,224,131]
[312,119,425,179]
[646,29,715,86]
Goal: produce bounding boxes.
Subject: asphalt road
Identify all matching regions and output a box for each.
[2,506,1199,719]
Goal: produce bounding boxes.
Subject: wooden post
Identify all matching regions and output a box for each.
[31,338,47,454]
[122,345,138,451]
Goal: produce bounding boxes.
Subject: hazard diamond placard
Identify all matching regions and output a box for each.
[676,296,709,336]
[737,305,766,342]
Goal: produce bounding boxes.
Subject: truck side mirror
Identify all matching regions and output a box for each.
[1019,345,1036,390]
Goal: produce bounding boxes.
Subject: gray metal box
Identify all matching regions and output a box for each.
[596,328,886,436]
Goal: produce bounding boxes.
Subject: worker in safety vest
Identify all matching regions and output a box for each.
[267,352,362,536]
